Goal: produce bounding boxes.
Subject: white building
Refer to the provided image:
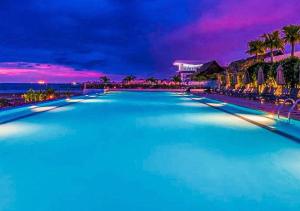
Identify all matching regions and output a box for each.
[173,60,203,82]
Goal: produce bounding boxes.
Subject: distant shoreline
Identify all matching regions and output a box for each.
[0,83,82,94]
[109,88,186,92]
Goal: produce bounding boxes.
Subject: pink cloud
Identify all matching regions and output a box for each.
[154,0,300,66]
[173,0,300,38]
[196,0,298,33]
[0,62,122,83]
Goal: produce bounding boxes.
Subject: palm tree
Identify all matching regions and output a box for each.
[37,91,46,101]
[246,40,266,61]
[262,31,284,63]
[122,75,136,84]
[24,89,35,102]
[146,77,157,84]
[171,75,181,83]
[99,76,110,84]
[45,88,55,99]
[282,24,300,57]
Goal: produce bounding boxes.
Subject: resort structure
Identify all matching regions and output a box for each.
[264,51,300,62]
[173,60,203,83]
[174,60,225,86]
[2,0,300,210]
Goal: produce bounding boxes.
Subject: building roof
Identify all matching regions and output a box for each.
[227,50,284,73]
[247,50,283,61]
[265,51,300,62]
[196,60,225,74]
[173,60,203,66]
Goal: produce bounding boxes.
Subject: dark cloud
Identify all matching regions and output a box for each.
[0,0,203,78]
[54,57,107,69]
[1,0,298,80]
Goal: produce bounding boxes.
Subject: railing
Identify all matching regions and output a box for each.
[277,98,295,120]
[287,99,300,123]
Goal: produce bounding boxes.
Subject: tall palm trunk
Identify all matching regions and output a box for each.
[270,48,274,63]
[291,41,295,57]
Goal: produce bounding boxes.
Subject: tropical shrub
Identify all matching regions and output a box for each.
[280,57,300,87]
[191,73,217,81]
[22,88,57,103]
[0,98,10,107]
[246,57,300,87]
[247,62,272,85]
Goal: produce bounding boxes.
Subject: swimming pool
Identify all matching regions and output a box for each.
[1,91,300,210]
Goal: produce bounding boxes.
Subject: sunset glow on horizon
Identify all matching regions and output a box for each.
[0,62,124,83]
[0,0,300,82]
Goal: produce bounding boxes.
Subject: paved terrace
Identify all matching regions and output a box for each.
[192,92,300,121]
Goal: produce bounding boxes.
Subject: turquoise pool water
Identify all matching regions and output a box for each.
[1,91,300,210]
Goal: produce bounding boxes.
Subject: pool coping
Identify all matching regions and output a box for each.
[3,90,299,144]
[186,93,300,143]
[0,93,105,125]
[109,88,185,92]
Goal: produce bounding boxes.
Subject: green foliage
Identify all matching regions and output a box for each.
[122,75,136,83]
[262,31,284,62]
[0,98,10,107]
[99,76,110,84]
[146,77,157,84]
[262,31,284,52]
[247,57,300,87]
[22,88,56,103]
[246,40,266,59]
[45,88,55,96]
[220,75,226,85]
[280,57,300,87]
[283,25,300,56]
[171,75,181,83]
[247,62,271,83]
[283,25,300,42]
[191,73,217,82]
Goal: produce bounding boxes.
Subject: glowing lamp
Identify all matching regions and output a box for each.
[38,80,46,84]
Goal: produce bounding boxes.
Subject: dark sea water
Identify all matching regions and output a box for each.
[0,83,82,94]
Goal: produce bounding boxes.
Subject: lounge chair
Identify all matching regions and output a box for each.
[218,87,226,94]
[277,88,299,101]
[224,88,233,96]
[261,87,277,102]
[233,87,245,97]
[289,88,299,100]
[246,88,259,100]
[241,87,252,98]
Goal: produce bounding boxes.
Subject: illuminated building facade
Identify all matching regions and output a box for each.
[173,60,203,83]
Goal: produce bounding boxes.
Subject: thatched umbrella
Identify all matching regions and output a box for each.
[257,67,265,93]
[299,65,300,83]
[242,70,251,84]
[226,72,231,87]
[231,73,238,87]
[276,65,285,85]
[257,67,265,85]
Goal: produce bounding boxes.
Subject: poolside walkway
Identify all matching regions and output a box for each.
[192,92,300,121]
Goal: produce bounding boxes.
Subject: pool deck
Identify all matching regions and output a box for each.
[192,92,300,121]
[109,88,185,92]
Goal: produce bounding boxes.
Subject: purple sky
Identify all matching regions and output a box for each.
[0,0,299,82]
